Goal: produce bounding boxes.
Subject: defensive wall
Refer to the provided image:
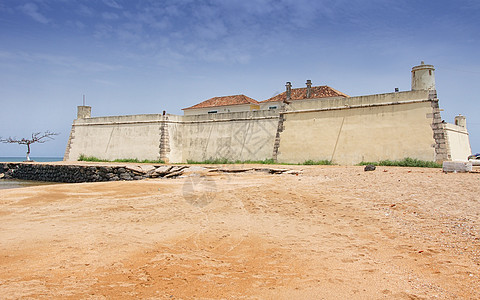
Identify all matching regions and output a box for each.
[64,110,279,164]
[277,90,442,164]
[64,90,471,165]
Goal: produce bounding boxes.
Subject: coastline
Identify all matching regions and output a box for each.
[0,157,63,163]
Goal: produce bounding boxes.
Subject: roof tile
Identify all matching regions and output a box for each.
[261,86,348,103]
[183,94,259,110]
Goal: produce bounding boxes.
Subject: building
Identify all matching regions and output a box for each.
[64,62,471,164]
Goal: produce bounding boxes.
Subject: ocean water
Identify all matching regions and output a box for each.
[0,179,58,190]
[0,157,63,162]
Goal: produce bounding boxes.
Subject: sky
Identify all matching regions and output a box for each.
[0,0,479,158]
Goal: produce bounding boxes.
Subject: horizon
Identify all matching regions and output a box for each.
[1,1,479,157]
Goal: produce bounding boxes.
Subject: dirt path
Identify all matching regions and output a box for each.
[0,166,479,299]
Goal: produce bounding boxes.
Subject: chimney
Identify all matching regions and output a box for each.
[306,80,312,98]
[285,82,292,102]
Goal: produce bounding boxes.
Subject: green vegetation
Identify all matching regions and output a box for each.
[78,154,337,166]
[302,159,333,165]
[186,158,334,165]
[186,158,277,165]
[358,157,441,168]
[78,154,164,164]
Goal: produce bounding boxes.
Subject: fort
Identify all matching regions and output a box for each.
[64,62,471,164]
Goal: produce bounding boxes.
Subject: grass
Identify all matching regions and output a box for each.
[357,157,441,168]
[186,158,277,165]
[78,154,164,164]
[303,159,333,165]
[186,158,334,165]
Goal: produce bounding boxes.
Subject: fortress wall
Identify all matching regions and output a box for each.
[65,114,164,161]
[444,123,471,161]
[287,90,430,111]
[180,110,278,162]
[277,94,437,165]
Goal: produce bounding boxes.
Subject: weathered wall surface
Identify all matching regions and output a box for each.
[180,110,278,162]
[277,91,438,165]
[64,90,471,165]
[65,114,164,161]
[444,123,471,161]
[65,111,278,163]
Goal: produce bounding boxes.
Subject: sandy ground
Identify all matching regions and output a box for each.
[0,165,479,299]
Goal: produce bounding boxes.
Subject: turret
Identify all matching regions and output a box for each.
[411,61,436,91]
[77,106,91,119]
[454,114,467,129]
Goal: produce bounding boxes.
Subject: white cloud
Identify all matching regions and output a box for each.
[103,0,122,9]
[19,2,50,24]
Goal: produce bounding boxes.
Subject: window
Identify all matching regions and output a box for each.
[269,106,278,110]
[208,110,217,114]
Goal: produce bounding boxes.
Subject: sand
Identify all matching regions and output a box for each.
[0,165,479,299]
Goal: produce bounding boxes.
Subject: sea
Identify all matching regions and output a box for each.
[0,157,64,190]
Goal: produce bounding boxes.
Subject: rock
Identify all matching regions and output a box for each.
[0,173,4,179]
[119,173,132,180]
[164,170,184,178]
[140,165,156,173]
[364,165,376,171]
[169,166,188,173]
[152,166,175,177]
[443,161,472,173]
[268,168,289,174]
[285,170,302,175]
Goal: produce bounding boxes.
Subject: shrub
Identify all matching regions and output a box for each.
[358,157,441,168]
[78,154,164,164]
[302,159,333,165]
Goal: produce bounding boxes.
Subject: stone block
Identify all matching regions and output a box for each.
[442,161,472,173]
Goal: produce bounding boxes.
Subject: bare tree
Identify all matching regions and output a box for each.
[0,131,59,161]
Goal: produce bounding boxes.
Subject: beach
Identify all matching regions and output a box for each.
[0,165,479,299]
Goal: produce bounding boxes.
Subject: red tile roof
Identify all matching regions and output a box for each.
[262,85,348,103]
[183,94,259,110]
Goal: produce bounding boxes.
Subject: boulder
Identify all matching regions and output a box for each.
[364,165,376,171]
[443,161,472,173]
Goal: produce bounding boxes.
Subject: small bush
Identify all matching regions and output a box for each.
[78,154,164,164]
[78,154,108,162]
[302,159,333,165]
[358,157,441,168]
[187,158,277,164]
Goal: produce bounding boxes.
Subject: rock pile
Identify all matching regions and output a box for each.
[0,163,301,183]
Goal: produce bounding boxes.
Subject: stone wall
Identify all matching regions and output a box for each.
[277,91,439,165]
[64,114,165,162]
[64,90,471,165]
[0,163,190,183]
[180,110,278,162]
[0,163,147,182]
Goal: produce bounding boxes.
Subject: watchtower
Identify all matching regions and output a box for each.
[411,61,436,91]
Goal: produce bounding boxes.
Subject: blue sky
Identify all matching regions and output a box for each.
[1,0,479,157]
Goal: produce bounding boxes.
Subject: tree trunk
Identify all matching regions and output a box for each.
[26,143,31,161]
